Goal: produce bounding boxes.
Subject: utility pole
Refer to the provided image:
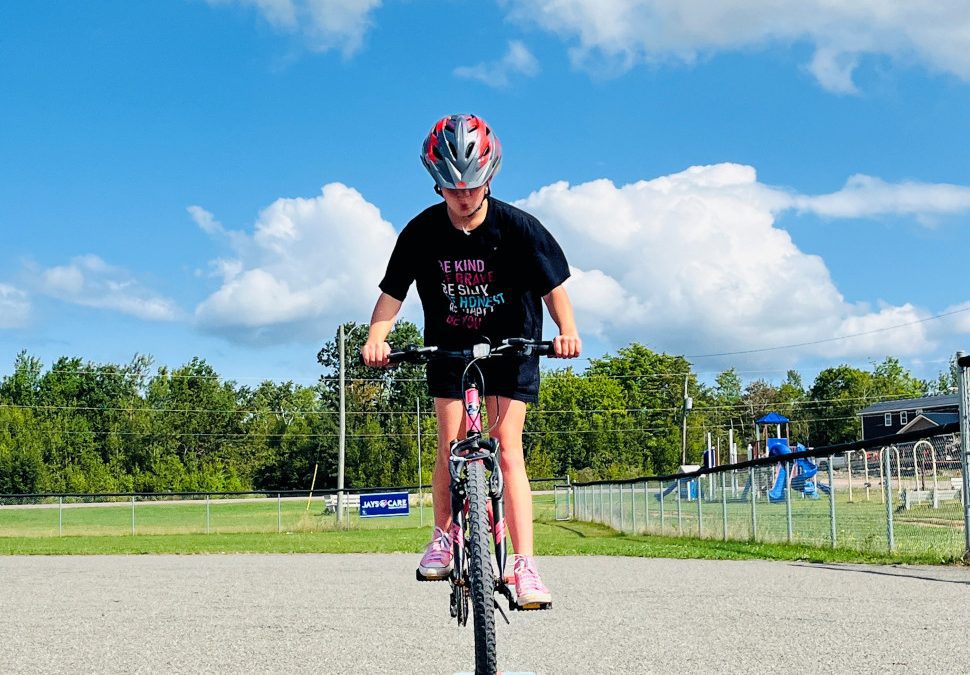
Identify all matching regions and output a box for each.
[337,324,347,525]
[417,397,423,527]
[681,374,692,466]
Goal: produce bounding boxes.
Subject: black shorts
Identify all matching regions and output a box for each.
[427,354,540,403]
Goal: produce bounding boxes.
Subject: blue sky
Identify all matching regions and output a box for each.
[3,0,970,387]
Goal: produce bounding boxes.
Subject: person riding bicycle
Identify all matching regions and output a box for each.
[361,113,581,608]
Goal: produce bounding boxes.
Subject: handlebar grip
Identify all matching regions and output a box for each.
[534,341,555,356]
[386,345,439,365]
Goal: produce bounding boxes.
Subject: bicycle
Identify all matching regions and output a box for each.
[385,337,553,675]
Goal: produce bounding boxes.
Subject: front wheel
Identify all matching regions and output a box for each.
[466,460,497,675]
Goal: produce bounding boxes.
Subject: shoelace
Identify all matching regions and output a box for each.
[514,558,544,590]
[425,531,451,563]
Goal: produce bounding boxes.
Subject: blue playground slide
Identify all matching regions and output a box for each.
[767,439,825,501]
[656,478,698,500]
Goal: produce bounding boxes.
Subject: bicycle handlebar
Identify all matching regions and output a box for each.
[386,339,554,365]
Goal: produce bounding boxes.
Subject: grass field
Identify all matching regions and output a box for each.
[0,493,965,565]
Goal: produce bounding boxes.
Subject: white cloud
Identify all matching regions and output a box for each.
[188,205,224,236]
[208,0,381,56]
[504,0,970,92]
[515,163,970,368]
[194,183,397,343]
[933,302,970,340]
[188,168,970,362]
[454,40,541,88]
[33,255,181,321]
[0,284,30,328]
[791,175,970,219]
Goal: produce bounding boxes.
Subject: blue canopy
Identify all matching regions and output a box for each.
[756,412,790,424]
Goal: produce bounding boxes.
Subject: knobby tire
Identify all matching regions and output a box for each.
[467,460,497,675]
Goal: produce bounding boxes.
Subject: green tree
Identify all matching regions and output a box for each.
[871,356,927,400]
[930,354,960,395]
[584,344,693,474]
[807,365,870,445]
[0,351,43,407]
[0,406,46,496]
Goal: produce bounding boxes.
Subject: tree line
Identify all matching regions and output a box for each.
[0,321,957,496]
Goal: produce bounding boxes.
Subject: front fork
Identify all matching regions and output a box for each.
[447,436,508,624]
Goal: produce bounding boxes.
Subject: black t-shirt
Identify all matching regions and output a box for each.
[379,198,570,349]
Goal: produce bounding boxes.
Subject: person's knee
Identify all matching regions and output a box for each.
[499,445,527,474]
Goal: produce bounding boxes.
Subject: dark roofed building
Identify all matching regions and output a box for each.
[858,394,959,440]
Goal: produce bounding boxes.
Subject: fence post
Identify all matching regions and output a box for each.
[131,495,136,536]
[632,483,638,533]
[956,350,970,560]
[278,493,282,533]
[828,454,837,549]
[720,471,728,541]
[749,467,757,541]
[696,475,704,538]
[847,451,854,502]
[206,494,211,534]
[676,479,683,535]
[883,447,895,553]
[644,481,650,532]
[784,460,793,544]
[58,496,63,536]
[660,480,666,533]
[620,484,626,532]
[609,484,615,529]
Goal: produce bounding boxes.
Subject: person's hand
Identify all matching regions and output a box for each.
[360,339,391,367]
[552,333,581,359]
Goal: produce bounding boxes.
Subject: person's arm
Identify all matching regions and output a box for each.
[542,284,581,358]
[360,293,403,367]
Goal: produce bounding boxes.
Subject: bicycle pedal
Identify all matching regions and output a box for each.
[516,601,552,611]
[416,569,450,582]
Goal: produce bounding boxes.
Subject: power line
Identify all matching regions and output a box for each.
[687,307,970,358]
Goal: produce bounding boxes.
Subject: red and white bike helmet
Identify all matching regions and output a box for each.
[421,114,502,190]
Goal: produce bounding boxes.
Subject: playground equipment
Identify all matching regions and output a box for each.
[656,465,700,501]
[766,438,830,501]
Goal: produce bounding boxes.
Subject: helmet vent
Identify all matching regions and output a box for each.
[465,142,476,159]
[447,140,457,158]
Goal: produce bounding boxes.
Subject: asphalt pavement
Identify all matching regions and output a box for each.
[2,554,969,674]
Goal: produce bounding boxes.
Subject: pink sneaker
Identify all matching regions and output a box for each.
[417,526,453,581]
[513,555,552,608]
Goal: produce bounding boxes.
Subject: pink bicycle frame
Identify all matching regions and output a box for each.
[459,383,509,583]
[464,385,483,434]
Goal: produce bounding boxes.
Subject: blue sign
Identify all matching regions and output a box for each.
[359,491,410,518]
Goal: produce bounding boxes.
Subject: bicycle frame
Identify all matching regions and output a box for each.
[447,375,516,624]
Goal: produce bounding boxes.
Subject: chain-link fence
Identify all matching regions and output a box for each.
[572,350,970,560]
[0,477,569,538]
[572,424,965,559]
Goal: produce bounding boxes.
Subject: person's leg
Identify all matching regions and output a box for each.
[433,397,465,529]
[485,395,551,606]
[416,397,465,580]
[484,396,532,555]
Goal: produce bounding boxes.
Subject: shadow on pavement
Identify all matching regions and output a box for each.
[792,562,970,586]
